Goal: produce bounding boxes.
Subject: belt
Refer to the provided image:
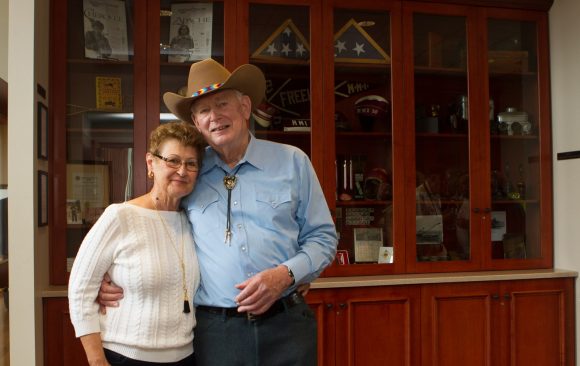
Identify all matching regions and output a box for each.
[196,291,304,321]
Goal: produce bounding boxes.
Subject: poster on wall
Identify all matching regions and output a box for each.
[166,3,213,62]
[83,0,129,61]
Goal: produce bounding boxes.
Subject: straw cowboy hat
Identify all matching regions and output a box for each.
[163,58,266,123]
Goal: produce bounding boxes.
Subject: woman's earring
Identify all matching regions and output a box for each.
[148,171,154,179]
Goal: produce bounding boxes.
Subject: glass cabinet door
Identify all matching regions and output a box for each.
[159,0,225,121]
[486,17,543,263]
[410,12,471,265]
[332,8,394,271]
[62,0,137,274]
[247,4,312,156]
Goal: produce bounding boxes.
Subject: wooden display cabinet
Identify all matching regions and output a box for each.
[49,0,554,284]
[421,278,575,366]
[45,0,568,365]
[307,286,421,366]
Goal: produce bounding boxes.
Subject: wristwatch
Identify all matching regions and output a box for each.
[287,266,295,286]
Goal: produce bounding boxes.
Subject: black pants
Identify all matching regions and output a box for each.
[193,301,317,366]
[104,349,196,366]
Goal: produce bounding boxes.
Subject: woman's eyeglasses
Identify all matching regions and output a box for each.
[153,153,199,172]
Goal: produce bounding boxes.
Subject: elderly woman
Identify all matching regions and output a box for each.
[68,121,206,366]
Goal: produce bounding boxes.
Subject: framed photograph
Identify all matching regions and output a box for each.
[37,170,49,226]
[37,102,48,160]
[416,215,443,244]
[66,162,111,224]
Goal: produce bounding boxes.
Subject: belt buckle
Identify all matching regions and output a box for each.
[246,312,257,321]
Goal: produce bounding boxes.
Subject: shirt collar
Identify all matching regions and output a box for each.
[200,133,265,175]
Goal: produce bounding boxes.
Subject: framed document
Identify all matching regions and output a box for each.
[66,163,110,223]
[83,0,129,61]
[167,3,213,62]
[353,227,383,263]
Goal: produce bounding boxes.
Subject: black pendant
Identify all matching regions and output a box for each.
[184,300,191,313]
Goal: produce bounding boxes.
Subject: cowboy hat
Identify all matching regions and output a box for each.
[163,58,266,123]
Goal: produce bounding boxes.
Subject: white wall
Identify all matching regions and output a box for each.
[0,0,7,81]
[549,0,580,359]
[8,0,48,364]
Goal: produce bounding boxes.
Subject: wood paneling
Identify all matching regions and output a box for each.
[44,298,88,366]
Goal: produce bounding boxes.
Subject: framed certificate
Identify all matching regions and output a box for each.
[66,162,111,223]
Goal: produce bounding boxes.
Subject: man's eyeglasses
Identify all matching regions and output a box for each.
[153,153,199,172]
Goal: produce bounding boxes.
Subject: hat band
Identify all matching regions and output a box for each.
[191,83,224,98]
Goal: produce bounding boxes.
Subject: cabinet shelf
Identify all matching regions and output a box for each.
[254,130,310,137]
[67,58,133,66]
[414,65,466,76]
[337,200,391,207]
[491,134,538,140]
[416,132,467,139]
[337,131,391,139]
[492,199,539,204]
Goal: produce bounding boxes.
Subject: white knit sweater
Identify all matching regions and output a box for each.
[68,203,200,363]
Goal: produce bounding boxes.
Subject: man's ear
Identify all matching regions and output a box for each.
[240,95,252,120]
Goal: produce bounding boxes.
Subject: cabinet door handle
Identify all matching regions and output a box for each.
[484,208,492,213]
[491,294,499,300]
[503,293,511,300]
[339,303,347,309]
[325,303,334,310]
[473,208,481,213]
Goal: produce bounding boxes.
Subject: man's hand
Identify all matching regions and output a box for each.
[97,273,124,315]
[234,265,293,315]
[296,283,311,297]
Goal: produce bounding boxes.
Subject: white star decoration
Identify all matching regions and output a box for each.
[267,43,278,55]
[281,43,292,56]
[283,27,292,37]
[296,43,306,56]
[353,42,366,56]
[335,40,346,54]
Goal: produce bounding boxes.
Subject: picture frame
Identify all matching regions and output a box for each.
[166,2,213,62]
[336,250,350,265]
[37,101,48,160]
[83,0,129,61]
[37,170,48,226]
[353,227,383,263]
[66,162,111,224]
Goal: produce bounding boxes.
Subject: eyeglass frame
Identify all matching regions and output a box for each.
[152,153,199,172]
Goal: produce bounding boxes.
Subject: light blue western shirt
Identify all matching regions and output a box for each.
[182,134,337,307]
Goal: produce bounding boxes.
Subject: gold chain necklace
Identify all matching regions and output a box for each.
[152,196,191,313]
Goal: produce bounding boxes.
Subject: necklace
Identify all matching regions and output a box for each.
[222,164,244,245]
[152,196,191,314]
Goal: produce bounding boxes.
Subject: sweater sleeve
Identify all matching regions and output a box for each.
[68,204,123,338]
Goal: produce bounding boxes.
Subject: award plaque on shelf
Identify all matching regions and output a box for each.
[95,76,122,111]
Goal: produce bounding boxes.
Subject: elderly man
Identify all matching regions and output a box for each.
[100,58,337,366]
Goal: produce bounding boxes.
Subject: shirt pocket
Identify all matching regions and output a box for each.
[187,190,221,236]
[255,188,293,231]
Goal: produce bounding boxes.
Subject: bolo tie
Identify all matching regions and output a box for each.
[222,164,244,245]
